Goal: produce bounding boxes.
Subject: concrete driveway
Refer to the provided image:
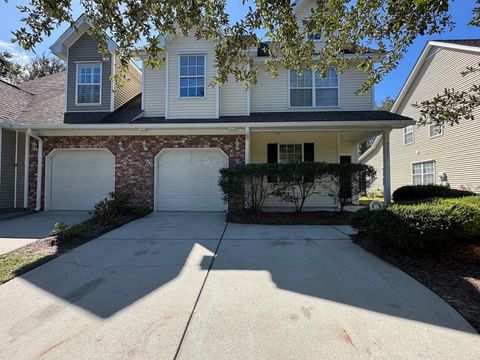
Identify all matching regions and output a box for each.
[0,213,478,360]
[0,211,90,255]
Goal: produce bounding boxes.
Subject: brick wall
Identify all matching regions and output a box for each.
[28,135,245,210]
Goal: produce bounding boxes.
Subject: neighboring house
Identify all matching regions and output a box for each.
[0,0,412,212]
[361,40,480,194]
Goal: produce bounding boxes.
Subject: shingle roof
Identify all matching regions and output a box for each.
[0,80,33,120]
[434,39,480,48]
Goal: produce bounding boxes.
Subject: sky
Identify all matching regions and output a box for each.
[0,0,478,104]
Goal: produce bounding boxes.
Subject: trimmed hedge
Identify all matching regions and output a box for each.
[392,185,475,203]
[351,196,480,253]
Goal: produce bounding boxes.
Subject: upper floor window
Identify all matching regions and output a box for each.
[76,63,101,105]
[179,55,205,98]
[429,124,443,138]
[412,160,435,185]
[289,68,338,107]
[404,125,414,145]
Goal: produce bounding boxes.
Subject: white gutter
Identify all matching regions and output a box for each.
[27,129,43,211]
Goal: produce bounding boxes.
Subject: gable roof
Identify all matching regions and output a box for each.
[391,39,480,113]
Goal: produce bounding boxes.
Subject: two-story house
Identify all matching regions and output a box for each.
[361,40,480,194]
[0,0,412,212]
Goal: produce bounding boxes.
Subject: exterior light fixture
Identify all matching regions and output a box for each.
[234,138,240,151]
[142,141,149,152]
[32,141,38,151]
[117,140,124,151]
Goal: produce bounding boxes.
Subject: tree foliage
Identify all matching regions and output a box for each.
[0,52,22,83]
[20,53,65,82]
[376,96,395,111]
[9,0,456,91]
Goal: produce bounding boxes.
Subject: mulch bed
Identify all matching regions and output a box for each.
[228,211,353,225]
[353,234,480,333]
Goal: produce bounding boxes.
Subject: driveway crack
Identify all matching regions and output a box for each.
[172,222,228,360]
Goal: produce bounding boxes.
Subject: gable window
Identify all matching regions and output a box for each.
[429,124,443,138]
[404,125,414,145]
[279,144,303,163]
[76,63,101,105]
[412,160,435,185]
[179,55,205,98]
[289,68,338,107]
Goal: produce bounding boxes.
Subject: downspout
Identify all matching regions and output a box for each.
[27,129,43,211]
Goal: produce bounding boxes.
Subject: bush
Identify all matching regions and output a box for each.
[91,191,132,226]
[351,196,480,253]
[392,185,475,203]
[51,221,88,240]
[218,162,376,213]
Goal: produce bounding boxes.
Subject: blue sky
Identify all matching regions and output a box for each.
[0,0,478,104]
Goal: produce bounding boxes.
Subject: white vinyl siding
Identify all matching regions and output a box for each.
[114,60,142,110]
[143,64,166,117]
[220,75,249,116]
[404,125,414,145]
[412,161,435,185]
[76,63,101,105]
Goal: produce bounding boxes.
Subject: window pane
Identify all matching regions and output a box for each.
[423,161,434,174]
[423,174,434,184]
[179,55,206,97]
[412,163,422,175]
[315,68,338,88]
[290,89,312,107]
[77,84,100,104]
[290,70,312,88]
[316,88,338,106]
[412,175,422,185]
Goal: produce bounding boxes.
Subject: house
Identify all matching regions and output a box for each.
[0,0,412,212]
[361,40,480,194]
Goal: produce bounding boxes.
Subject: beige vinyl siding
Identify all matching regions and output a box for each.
[220,76,249,116]
[15,132,25,208]
[143,63,166,117]
[250,63,373,113]
[250,132,356,208]
[361,141,384,191]
[0,129,16,209]
[167,34,218,119]
[67,33,112,112]
[114,60,142,109]
[365,46,480,193]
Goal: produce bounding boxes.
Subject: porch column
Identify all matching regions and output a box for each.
[245,127,250,164]
[382,129,392,206]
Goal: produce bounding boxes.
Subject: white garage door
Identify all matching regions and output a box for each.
[156,149,228,211]
[48,150,115,210]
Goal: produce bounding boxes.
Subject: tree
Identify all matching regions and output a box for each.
[0,52,22,84]
[10,0,458,91]
[376,96,395,111]
[20,53,65,82]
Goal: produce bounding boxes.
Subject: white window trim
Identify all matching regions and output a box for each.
[178,54,207,99]
[411,160,436,186]
[288,67,340,108]
[278,143,304,163]
[403,125,415,145]
[75,62,102,106]
[428,124,444,138]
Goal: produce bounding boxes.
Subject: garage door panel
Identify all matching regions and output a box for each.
[49,150,115,211]
[156,149,228,211]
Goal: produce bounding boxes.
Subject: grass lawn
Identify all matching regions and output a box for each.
[0,252,55,284]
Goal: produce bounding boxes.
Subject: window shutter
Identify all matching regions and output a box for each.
[267,144,278,163]
[304,143,314,162]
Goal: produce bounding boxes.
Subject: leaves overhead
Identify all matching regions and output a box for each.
[8,0,456,92]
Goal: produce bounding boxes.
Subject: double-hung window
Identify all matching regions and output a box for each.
[76,63,101,105]
[412,161,435,185]
[179,55,205,98]
[279,144,303,164]
[404,125,414,145]
[289,67,338,107]
[429,124,443,138]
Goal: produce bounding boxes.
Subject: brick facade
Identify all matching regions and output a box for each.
[28,135,245,210]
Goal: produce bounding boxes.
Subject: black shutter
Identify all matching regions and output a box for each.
[304,143,314,162]
[267,143,277,183]
[267,143,278,163]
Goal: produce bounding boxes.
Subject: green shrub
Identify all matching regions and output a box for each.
[351,196,480,253]
[392,185,475,203]
[91,191,131,226]
[51,221,88,240]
